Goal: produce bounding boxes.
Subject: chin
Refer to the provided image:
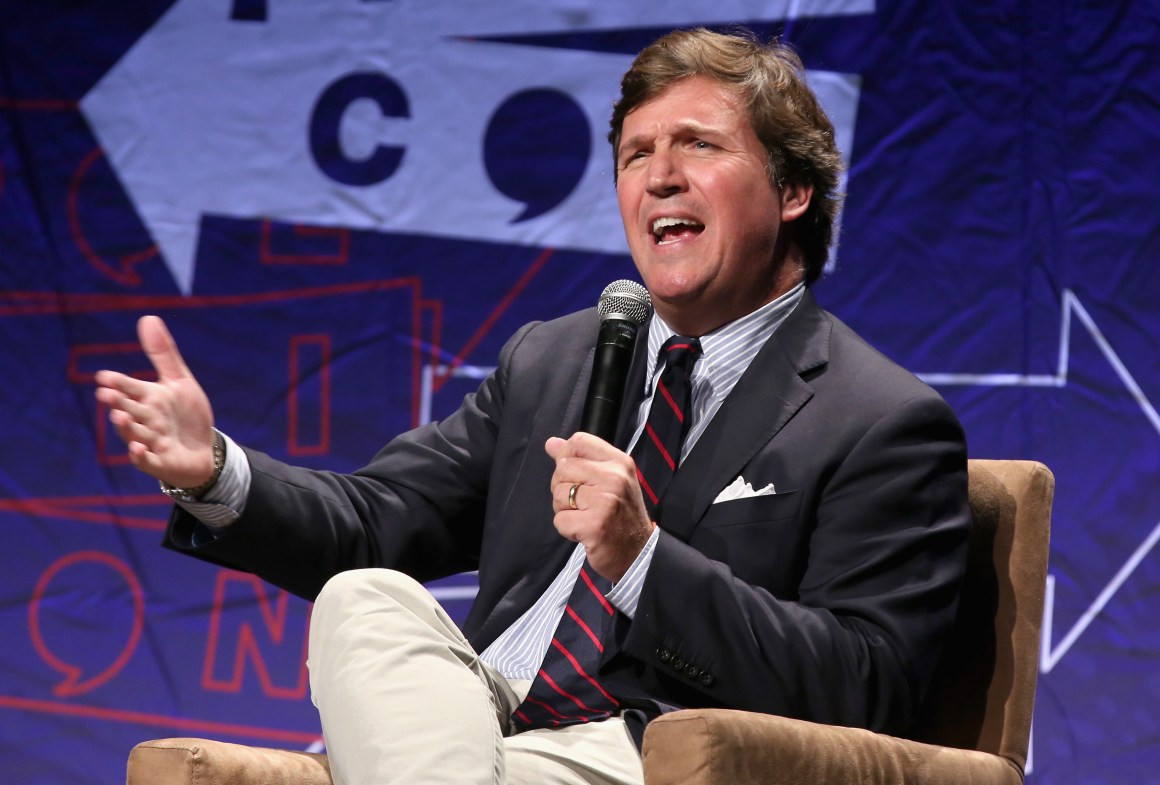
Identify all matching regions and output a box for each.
[645,268,708,297]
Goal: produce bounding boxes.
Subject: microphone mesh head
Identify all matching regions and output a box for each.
[597,280,653,325]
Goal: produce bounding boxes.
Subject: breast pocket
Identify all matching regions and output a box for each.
[699,490,802,528]
[691,490,807,592]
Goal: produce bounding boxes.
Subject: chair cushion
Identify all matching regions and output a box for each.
[641,709,1024,785]
[127,738,331,785]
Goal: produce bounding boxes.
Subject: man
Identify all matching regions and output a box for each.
[96,28,970,785]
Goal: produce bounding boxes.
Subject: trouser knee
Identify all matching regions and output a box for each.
[311,568,431,639]
[315,567,425,610]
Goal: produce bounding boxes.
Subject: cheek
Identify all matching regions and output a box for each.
[726,192,781,246]
[616,178,639,216]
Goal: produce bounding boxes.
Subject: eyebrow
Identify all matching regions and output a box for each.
[618,120,726,158]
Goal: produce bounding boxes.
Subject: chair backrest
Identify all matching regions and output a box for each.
[910,459,1053,771]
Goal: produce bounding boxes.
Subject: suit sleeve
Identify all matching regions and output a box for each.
[163,322,540,601]
[617,393,970,735]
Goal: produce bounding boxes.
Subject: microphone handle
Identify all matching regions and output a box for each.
[579,318,638,442]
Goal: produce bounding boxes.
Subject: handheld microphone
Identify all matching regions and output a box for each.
[579,280,653,442]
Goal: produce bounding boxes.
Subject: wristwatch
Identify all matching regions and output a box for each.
[159,431,225,500]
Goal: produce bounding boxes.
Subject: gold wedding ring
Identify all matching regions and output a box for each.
[568,483,581,510]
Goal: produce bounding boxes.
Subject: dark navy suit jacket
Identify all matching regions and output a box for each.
[167,291,971,738]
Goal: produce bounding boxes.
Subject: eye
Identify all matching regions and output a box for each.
[619,149,648,168]
[692,139,715,151]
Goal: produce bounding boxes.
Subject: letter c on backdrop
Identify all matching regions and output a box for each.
[309,71,410,187]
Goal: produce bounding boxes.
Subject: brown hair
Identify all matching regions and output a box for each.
[609,28,844,284]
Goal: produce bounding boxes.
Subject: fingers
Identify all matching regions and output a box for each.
[545,433,654,580]
[108,407,161,450]
[546,432,618,461]
[96,375,163,439]
[103,389,155,424]
[544,433,624,487]
[94,369,151,400]
[96,369,169,454]
[126,441,170,477]
[91,317,215,488]
[546,433,637,502]
[138,315,192,383]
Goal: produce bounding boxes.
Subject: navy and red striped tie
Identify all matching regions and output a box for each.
[631,335,702,519]
[511,335,702,732]
[510,562,619,730]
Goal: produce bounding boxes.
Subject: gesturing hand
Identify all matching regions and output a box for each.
[94,316,217,489]
[545,433,655,583]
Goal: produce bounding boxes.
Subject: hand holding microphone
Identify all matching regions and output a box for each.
[547,280,656,581]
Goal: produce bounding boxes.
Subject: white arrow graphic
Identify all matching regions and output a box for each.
[80,0,868,292]
[918,289,1160,676]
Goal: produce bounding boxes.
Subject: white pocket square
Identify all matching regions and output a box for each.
[712,475,776,504]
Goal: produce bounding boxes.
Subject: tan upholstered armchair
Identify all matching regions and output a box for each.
[127,459,1053,785]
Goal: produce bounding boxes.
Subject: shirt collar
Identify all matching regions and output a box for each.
[644,282,806,400]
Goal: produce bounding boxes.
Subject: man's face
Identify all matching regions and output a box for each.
[615,75,809,336]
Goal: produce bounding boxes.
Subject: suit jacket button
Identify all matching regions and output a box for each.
[684,664,700,679]
[700,672,715,687]
[670,656,686,671]
[656,648,672,663]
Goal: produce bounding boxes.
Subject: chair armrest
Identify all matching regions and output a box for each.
[641,710,1025,785]
[127,738,331,785]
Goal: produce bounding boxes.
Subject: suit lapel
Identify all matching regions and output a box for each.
[657,292,832,542]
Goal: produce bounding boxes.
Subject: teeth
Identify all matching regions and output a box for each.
[652,217,695,234]
[649,216,700,244]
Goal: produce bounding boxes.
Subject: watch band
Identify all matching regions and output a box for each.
[159,431,225,500]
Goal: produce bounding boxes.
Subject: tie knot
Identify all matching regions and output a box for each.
[660,335,702,372]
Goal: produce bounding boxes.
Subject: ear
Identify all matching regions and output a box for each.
[779,181,813,223]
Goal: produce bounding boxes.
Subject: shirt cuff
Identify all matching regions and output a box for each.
[606,526,660,619]
[174,430,251,530]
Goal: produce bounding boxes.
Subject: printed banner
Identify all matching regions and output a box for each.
[1,1,1157,782]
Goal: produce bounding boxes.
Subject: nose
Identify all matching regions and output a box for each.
[645,146,686,197]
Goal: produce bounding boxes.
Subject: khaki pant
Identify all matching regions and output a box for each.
[307,569,645,785]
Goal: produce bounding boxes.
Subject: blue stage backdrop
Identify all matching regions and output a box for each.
[2,1,1158,782]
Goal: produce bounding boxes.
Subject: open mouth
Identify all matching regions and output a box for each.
[651,217,705,246]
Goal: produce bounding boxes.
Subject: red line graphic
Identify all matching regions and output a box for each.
[0,98,78,110]
[432,247,555,391]
[0,495,169,530]
[0,278,418,316]
[0,694,320,746]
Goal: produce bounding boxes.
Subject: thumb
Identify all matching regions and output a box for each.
[138,315,192,382]
[544,436,568,460]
